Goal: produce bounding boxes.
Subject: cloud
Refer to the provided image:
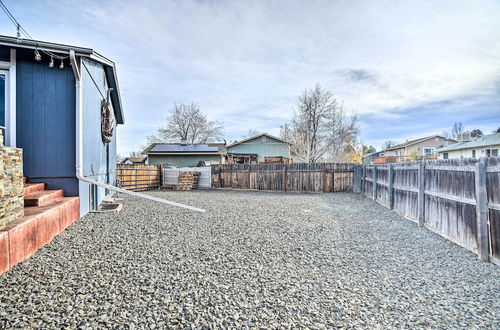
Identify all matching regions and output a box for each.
[337,69,379,85]
[2,0,499,154]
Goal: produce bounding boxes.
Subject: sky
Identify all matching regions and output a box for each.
[1,0,499,155]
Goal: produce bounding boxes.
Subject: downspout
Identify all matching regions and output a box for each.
[69,50,205,213]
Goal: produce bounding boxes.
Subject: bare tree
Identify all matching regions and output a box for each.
[451,122,464,138]
[241,129,260,139]
[148,103,223,144]
[470,129,484,138]
[441,130,450,139]
[280,84,359,163]
[129,150,143,157]
[383,140,399,150]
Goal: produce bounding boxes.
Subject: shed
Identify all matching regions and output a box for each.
[226,133,291,163]
[0,35,124,216]
[143,143,226,167]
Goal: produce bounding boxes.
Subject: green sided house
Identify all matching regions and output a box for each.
[227,133,291,164]
[143,143,226,167]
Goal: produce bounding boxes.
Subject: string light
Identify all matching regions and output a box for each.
[0,0,69,67]
[59,59,64,69]
[34,48,41,61]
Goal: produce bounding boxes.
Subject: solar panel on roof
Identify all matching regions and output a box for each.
[150,144,219,152]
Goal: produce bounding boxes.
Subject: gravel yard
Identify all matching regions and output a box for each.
[1,190,499,328]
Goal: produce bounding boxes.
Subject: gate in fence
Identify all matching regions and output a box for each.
[163,167,212,188]
[353,157,500,265]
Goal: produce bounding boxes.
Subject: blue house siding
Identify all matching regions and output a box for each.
[227,135,290,162]
[15,49,78,194]
[15,51,117,215]
[78,58,117,215]
[0,46,9,61]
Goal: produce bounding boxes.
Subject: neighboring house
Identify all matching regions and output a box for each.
[372,135,457,163]
[362,150,385,164]
[143,143,226,167]
[226,133,291,164]
[436,133,500,159]
[122,156,146,164]
[0,35,124,216]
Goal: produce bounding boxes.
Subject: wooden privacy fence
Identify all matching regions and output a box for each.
[353,157,500,265]
[212,163,354,193]
[116,164,161,191]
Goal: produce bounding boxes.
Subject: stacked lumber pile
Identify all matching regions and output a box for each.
[176,172,201,191]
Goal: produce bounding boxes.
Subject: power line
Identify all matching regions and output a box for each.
[0,0,108,99]
[0,0,68,60]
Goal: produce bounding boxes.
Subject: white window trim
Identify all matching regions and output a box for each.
[0,49,16,147]
[423,147,435,156]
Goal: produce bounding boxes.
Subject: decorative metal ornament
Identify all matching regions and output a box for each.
[34,49,41,61]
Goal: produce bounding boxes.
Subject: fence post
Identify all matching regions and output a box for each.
[372,165,377,200]
[388,164,394,209]
[322,168,326,192]
[475,157,489,262]
[282,166,287,192]
[159,164,163,189]
[248,166,251,189]
[358,165,362,193]
[417,161,425,228]
[361,165,366,195]
[352,165,357,193]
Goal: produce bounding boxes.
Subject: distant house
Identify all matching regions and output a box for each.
[122,156,146,165]
[436,133,500,159]
[226,133,291,164]
[368,135,457,163]
[361,150,385,164]
[143,143,226,167]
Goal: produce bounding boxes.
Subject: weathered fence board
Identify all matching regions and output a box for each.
[357,157,500,264]
[116,164,161,191]
[392,162,419,222]
[486,157,500,264]
[212,163,353,193]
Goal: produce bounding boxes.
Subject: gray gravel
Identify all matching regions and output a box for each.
[1,190,499,328]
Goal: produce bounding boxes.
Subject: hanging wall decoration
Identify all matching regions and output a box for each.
[101,99,115,145]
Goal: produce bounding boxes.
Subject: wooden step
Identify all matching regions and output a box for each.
[23,183,46,196]
[1,197,80,274]
[24,190,64,207]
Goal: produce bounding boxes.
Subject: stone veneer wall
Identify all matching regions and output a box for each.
[0,130,24,228]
